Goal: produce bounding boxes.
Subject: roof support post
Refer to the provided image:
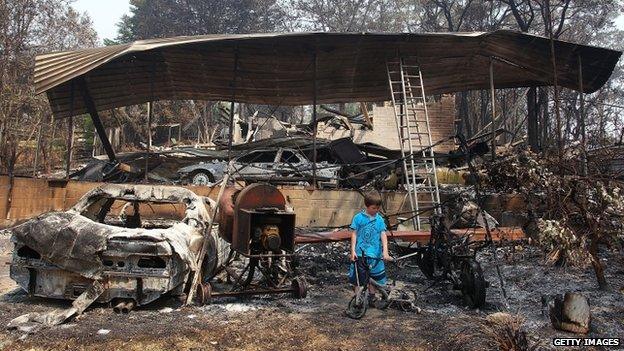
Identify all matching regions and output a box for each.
[227,48,239,161]
[145,101,153,181]
[65,81,75,179]
[578,54,587,177]
[312,49,318,189]
[145,59,156,182]
[489,57,496,159]
[78,77,117,163]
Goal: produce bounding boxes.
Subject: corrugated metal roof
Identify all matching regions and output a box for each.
[34,30,621,118]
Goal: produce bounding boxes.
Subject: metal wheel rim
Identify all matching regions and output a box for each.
[192,172,215,186]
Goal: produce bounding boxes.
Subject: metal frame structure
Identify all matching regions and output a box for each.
[36,31,619,184]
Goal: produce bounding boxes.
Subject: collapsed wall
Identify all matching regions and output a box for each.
[316,96,456,153]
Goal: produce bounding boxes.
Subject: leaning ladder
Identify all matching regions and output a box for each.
[386,58,441,231]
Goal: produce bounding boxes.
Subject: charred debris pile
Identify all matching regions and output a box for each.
[476,144,624,290]
[68,136,409,189]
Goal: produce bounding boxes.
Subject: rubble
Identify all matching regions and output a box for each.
[67,136,404,190]
[482,147,624,289]
[7,280,105,333]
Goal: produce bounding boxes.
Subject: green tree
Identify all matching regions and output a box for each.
[116,0,286,42]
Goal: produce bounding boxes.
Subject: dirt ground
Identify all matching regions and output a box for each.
[0,231,622,351]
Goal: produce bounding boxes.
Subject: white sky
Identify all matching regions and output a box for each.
[73,0,624,42]
[72,0,131,41]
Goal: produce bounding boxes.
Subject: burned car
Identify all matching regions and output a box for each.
[178,147,340,188]
[9,184,227,309]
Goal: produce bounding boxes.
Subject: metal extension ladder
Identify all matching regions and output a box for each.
[386,58,441,231]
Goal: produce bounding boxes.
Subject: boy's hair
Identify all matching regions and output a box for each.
[363,191,382,207]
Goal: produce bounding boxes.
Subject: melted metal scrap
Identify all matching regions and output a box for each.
[7,280,106,333]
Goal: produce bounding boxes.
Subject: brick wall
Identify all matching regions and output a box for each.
[317,95,456,153]
[0,176,413,229]
[0,175,526,230]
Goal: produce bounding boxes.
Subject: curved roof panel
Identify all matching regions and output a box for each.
[34,31,621,118]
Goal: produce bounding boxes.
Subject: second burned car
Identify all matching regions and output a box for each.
[178,147,341,188]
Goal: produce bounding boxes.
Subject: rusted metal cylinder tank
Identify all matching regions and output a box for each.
[216,184,287,245]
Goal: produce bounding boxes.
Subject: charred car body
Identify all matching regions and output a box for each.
[9,184,228,307]
[178,147,341,187]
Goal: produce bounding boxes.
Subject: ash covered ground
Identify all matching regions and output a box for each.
[0,232,622,350]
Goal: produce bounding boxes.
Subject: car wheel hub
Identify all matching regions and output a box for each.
[192,173,211,185]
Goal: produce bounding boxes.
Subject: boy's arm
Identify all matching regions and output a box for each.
[381,231,392,261]
[350,230,357,261]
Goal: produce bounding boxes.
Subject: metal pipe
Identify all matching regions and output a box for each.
[227,48,239,161]
[145,58,157,181]
[33,119,43,177]
[145,101,152,182]
[65,81,75,179]
[489,57,496,159]
[112,300,125,314]
[312,49,318,188]
[113,299,136,314]
[121,300,136,314]
[578,54,587,177]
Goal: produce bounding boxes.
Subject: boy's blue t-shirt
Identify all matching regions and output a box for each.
[350,210,387,258]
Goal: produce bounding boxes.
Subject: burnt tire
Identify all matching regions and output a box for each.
[195,282,212,305]
[460,259,486,308]
[416,249,435,279]
[201,235,218,282]
[346,295,368,319]
[291,276,308,299]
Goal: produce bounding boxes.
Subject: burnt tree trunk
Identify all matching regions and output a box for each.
[589,238,608,290]
[456,92,471,136]
[527,87,539,152]
[538,87,549,149]
[586,216,608,290]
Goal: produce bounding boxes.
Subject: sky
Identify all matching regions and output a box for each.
[73,0,131,41]
[74,0,624,42]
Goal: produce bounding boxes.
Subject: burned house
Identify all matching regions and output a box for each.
[1,30,619,330]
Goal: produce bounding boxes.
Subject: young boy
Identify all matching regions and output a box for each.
[348,191,392,300]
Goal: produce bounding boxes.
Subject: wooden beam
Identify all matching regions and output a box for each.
[78,77,116,162]
[360,102,373,129]
[295,227,526,244]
